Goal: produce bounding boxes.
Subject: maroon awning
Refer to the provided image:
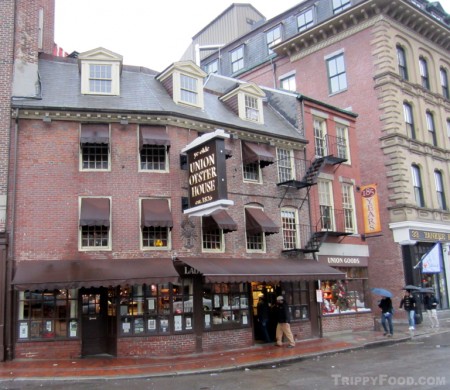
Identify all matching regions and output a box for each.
[141,199,173,228]
[80,198,110,227]
[175,257,345,283]
[139,126,171,149]
[245,208,279,235]
[242,142,275,167]
[11,258,180,290]
[203,210,238,233]
[80,124,109,144]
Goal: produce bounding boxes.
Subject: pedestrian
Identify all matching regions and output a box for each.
[423,292,439,328]
[399,290,417,330]
[378,295,394,337]
[274,295,295,348]
[257,295,271,343]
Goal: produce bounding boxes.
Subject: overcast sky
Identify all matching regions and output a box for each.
[55,0,450,72]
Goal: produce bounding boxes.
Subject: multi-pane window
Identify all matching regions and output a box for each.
[327,53,347,94]
[318,180,334,230]
[441,67,449,99]
[246,230,263,251]
[80,197,111,249]
[204,60,218,74]
[180,74,198,105]
[297,9,314,31]
[142,226,169,248]
[81,225,109,247]
[341,184,356,233]
[435,170,447,210]
[266,25,281,54]
[419,57,430,90]
[140,145,167,170]
[397,45,408,80]
[231,46,244,73]
[281,209,299,250]
[80,124,110,170]
[243,162,260,182]
[426,111,437,146]
[280,281,310,320]
[336,125,349,160]
[245,95,259,122]
[411,164,425,207]
[313,118,327,157]
[403,102,416,139]
[89,64,112,93]
[202,219,223,252]
[17,290,78,340]
[447,119,450,138]
[141,198,172,249]
[332,0,351,14]
[277,148,294,183]
[280,74,296,91]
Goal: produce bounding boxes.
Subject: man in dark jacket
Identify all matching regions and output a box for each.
[257,295,271,343]
[378,296,393,336]
[423,293,439,328]
[400,290,417,330]
[274,296,295,348]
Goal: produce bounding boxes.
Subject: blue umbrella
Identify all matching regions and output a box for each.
[371,287,393,298]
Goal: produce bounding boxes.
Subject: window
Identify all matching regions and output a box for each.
[203,283,250,329]
[435,170,447,210]
[245,207,279,252]
[202,220,223,252]
[280,74,296,91]
[245,95,259,122]
[280,281,310,320]
[180,74,198,105]
[318,180,334,230]
[447,119,450,138]
[403,102,416,139]
[297,9,314,31]
[243,162,260,182]
[397,45,408,81]
[141,198,172,250]
[17,290,78,340]
[426,111,437,146]
[341,184,356,233]
[266,25,281,54]
[332,0,351,14]
[80,124,110,171]
[441,67,449,99]
[327,53,347,94]
[277,148,294,183]
[231,46,244,73]
[139,126,170,171]
[79,197,111,250]
[419,57,430,90]
[336,125,350,161]
[314,118,328,157]
[89,64,112,93]
[281,208,299,250]
[204,60,218,74]
[242,141,275,182]
[411,165,425,207]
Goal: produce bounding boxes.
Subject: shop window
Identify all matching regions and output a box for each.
[203,283,250,329]
[119,281,194,336]
[279,281,310,320]
[80,123,110,171]
[17,289,79,340]
[321,268,370,315]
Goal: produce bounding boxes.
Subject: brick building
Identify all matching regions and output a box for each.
[195,0,450,322]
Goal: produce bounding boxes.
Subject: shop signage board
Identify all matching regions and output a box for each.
[409,229,450,242]
[318,255,368,267]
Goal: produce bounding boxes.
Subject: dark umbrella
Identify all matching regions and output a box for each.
[418,287,435,294]
[371,287,393,298]
[403,285,420,291]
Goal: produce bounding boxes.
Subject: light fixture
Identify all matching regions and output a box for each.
[120,117,128,125]
[43,114,51,123]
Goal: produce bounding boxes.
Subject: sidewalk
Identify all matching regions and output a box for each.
[0,316,449,381]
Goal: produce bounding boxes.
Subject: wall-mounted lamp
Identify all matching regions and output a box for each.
[231,133,239,140]
[120,117,128,125]
[42,114,51,123]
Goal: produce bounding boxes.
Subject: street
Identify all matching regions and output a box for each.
[0,331,448,389]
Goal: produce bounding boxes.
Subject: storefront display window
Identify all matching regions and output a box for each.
[280,281,310,320]
[17,289,78,340]
[119,280,194,336]
[203,283,250,329]
[321,267,370,315]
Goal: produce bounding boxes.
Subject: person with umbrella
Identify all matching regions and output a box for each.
[423,292,439,328]
[378,294,394,337]
[400,290,417,330]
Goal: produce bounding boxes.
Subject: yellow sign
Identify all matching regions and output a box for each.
[361,184,381,234]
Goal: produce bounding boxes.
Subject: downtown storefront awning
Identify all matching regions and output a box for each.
[175,257,345,283]
[12,258,180,290]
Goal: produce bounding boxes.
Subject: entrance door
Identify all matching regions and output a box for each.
[80,287,110,356]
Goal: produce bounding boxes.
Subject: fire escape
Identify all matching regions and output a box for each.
[277,134,351,254]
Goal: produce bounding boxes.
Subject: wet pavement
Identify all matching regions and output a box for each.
[1,313,449,381]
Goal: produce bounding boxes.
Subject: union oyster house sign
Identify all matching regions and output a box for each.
[182,129,233,217]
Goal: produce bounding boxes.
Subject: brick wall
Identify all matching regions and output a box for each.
[117,334,197,357]
[15,340,80,360]
[322,312,374,334]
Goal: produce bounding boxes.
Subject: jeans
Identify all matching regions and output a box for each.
[381,312,393,335]
[408,310,415,328]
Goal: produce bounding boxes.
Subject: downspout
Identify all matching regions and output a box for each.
[270,58,277,89]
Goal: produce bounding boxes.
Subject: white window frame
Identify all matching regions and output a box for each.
[341,183,356,233]
[266,25,282,54]
[434,170,447,210]
[81,61,120,95]
[326,52,347,94]
[419,56,430,90]
[318,180,335,231]
[440,67,449,99]
[336,124,350,163]
[245,206,266,253]
[180,74,198,105]
[201,218,225,253]
[277,148,295,183]
[313,117,328,157]
[231,46,244,73]
[397,45,408,80]
[140,198,172,251]
[426,111,437,146]
[411,165,425,207]
[281,208,300,250]
[403,102,416,139]
[79,125,111,172]
[279,74,296,91]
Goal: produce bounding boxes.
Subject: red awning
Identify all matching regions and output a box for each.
[141,199,173,228]
[242,142,275,167]
[245,208,279,235]
[203,210,238,233]
[139,126,171,149]
[80,124,109,144]
[80,198,110,227]
[12,258,180,290]
[175,257,345,283]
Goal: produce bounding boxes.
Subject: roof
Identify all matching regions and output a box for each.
[13,55,303,142]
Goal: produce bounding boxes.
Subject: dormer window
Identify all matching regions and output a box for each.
[157,61,206,109]
[78,47,123,96]
[245,95,259,121]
